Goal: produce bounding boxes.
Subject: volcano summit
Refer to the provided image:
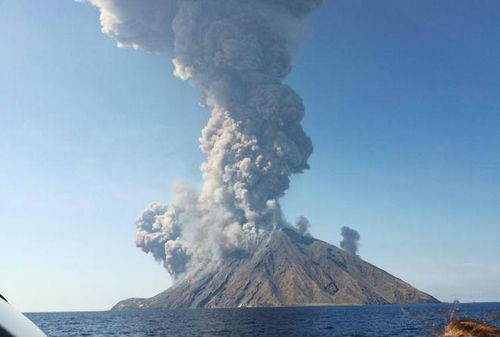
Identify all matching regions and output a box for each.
[113,228,438,310]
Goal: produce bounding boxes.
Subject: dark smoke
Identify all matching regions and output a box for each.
[340,226,360,256]
[83,0,322,278]
[295,216,311,236]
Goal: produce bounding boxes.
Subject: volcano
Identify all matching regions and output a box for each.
[112,228,438,310]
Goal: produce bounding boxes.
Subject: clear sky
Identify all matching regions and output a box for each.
[1,0,499,312]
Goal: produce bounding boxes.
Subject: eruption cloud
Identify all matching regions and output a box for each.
[295,216,311,237]
[85,0,322,278]
[340,226,360,256]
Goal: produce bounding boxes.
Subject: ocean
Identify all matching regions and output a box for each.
[27,302,499,337]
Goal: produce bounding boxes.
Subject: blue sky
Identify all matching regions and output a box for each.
[1,0,499,312]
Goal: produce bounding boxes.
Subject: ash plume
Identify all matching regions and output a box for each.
[295,216,311,236]
[340,226,360,256]
[83,0,322,278]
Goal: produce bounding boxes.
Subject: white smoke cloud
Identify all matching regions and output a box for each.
[84,0,322,278]
[340,226,360,256]
[82,0,177,52]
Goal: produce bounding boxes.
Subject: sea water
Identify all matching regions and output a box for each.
[27,302,499,337]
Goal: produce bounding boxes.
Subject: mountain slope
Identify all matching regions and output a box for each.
[113,228,438,309]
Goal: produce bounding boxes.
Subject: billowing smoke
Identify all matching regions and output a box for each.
[135,182,198,276]
[295,216,311,237]
[340,226,360,256]
[83,0,322,278]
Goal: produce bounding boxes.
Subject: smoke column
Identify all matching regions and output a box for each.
[340,226,360,256]
[84,0,322,278]
[295,216,311,237]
